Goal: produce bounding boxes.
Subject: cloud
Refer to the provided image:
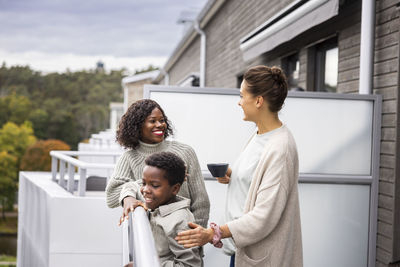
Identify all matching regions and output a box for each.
[0,49,167,73]
[0,0,206,72]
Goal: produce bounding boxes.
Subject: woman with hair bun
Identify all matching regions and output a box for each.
[176,66,303,267]
[106,99,210,228]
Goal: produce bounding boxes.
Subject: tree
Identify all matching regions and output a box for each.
[134,64,159,74]
[0,93,32,127]
[0,151,17,219]
[28,109,49,140]
[0,122,36,216]
[20,139,70,171]
[0,121,37,161]
[0,64,123,148]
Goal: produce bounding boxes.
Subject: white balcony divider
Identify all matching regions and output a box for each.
[122,207,160,267]
[50,150,123,196]
[143,84,382,267]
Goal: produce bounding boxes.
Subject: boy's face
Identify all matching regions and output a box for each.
[140,165,180,210]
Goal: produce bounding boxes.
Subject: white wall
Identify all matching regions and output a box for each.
[18,172,122,267]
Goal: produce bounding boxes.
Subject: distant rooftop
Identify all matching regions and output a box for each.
[122,70,160,84]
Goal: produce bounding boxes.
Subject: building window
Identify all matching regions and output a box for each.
[315,38,338,92]
[282,53,302,91]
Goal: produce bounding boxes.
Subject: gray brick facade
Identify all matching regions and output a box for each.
[157,0,400,265]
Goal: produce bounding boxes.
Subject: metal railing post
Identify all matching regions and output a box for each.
[78,168,87,197]
[67,163,75,193]
[51,157,58,182]
[58,160,66,188]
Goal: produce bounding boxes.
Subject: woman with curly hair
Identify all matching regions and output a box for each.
[175,66,303,267]
[106,99,210,228]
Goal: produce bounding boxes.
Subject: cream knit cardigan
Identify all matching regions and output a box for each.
[105,140,210,228]
[227,125,303,267]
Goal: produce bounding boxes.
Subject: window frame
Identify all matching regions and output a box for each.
[314,37,338,92]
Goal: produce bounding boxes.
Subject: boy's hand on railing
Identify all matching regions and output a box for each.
[119,197,147,225]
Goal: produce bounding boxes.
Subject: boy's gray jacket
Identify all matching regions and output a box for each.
[126,183,203,267]
[149,196,204,267]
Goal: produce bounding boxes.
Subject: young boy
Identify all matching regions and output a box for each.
[122,151,203,267]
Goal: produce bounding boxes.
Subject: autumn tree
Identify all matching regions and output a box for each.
[20,139,70,171]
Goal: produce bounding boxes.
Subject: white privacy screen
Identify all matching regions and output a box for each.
[145,86,380,267]
[150,91,256,170]
[280,98,373,175]
[150,89,373,175]
[299,184,370,267]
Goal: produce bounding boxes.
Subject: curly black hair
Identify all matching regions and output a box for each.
[145,152,186,185]
[116,99,173,149]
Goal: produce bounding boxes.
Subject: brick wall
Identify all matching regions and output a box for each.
[167,35,201,85]
[126,78,153,106]
[337,20,361,94]
[162,0,400,265]
[167,0,293,88]
[204,0,292,88]
[374,0,399,266]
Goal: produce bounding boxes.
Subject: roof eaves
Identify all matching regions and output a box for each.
[154,0,225,83]
[122,70,160,85]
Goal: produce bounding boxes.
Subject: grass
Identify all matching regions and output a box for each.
[0,217,17,234]
[0,255,15,262]
[0,210,18,266]
[0,254,16,266]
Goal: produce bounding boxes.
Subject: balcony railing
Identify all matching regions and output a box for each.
[122,207,160,267]
[50,150,123,196]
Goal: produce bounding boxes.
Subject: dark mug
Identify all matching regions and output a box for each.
[207,163,229,177]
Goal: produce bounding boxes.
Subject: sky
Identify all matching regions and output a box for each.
[0,0,207,73]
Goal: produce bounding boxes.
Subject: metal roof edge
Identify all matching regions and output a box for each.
[154,0,225,83]
[122,70,160,85]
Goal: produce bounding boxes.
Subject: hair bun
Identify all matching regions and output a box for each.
[270,66,285,84]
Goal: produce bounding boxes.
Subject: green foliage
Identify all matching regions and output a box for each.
[20,139,70,171]
[28,109,48,140]
[0,151,18,218]
[0,254,17,262]
[0,252,17,267]
[134,64,159,74]
[0,212,17,233]
[0,122,36,216]
[0,93,32,126]
[0,122,36,160]
[0,65,123,148]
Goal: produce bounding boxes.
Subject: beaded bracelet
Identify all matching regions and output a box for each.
[210,222,223,248]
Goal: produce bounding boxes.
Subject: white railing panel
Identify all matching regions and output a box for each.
[122,207,160,267]
[50,150,123,196]
[67,163,74,193]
